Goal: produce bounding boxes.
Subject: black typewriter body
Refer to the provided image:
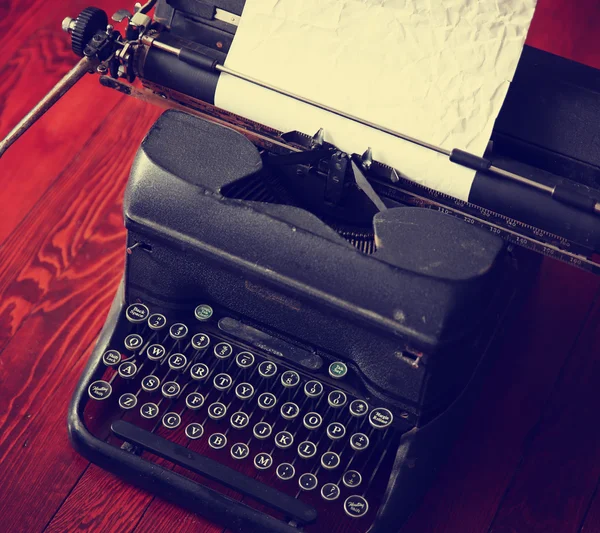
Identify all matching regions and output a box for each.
[68,109,523,533]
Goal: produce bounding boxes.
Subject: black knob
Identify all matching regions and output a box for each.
[70,7,108,57]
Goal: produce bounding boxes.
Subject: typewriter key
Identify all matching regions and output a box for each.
[213,342,233,359]
[230,411,250,429]
[349,399,369,417]
[162,412,181,429]
[326,422,346,440]
[303,412,322,430]
[213,373,233,391]
[344,495,369,518]
[321,483,340,501]
[208,402,227,420]
[190,363,210,380]
[208,433,227,450]
[257,392,277,410]
[274,431,294,449]
[231,443,250,460]
[141,375,161,392]
[258,361,278,378]
[146,344,165,361]
[88,380,112,400]
[148,313,167,330]
[299,473,318,491]
[194,304,213,321]
[235,351,255,369]
[191,333,211,350]
[350,432,370,451]
[328,390,348,408]
[253,422,272,439]
[235,382,255,400]
[280,370,300,388]
[321,451,341,470]
[254,452,273,470]
[304,380,323,398]
[369,407,394,429]
[161,381,181,399]
[168,353,187,371]
[125,303,149,323]
[118,361,138,379]
[342,470,362,488]
[185,423,204,440]
[124,334,143,351]
[169,323,188,340]
[328,361,348,379]
[118,393,137,410]
[102,350,121,366]
[280,402,300,420]
[298,441,317,459]
[140,402,159,419]
[276,462,295,481]
[185,392,205,410]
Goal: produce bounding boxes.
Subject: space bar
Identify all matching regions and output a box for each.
[111,420,317,524]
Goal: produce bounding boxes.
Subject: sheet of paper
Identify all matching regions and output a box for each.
[215,0,537,201]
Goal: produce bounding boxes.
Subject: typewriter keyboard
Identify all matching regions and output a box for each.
[85,302,402,532]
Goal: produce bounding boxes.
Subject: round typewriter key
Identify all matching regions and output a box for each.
[185,392,205,410]
[118,393,137,410]
[208,402,227,420]
[350,432,370,451]
[344,495,369,518]
[304,380,323,398]
[126,303,149,323]
[213,342,233,359]
[276,463,295,481]
[140,402,159,419]
[274,431,294,449]
[102,350,121,366]
[169,323,188,340]
[235,382,255,400]
[253,421,272,439]
[349,399,369,417]
[162,411,181,429]
[280,402,300,420]
[213,373,233,391]
[328,390,347,408]
[194,304,213,321]
[369,407,394,429]
[298,441,317,459]
[124,334,143,351]
[258,360,278,378]
[161,381,181,399]
[328,361,348,379]
[208,433,227,450]
[342,470,362,488]
[190,363,210,381]
[236,351,255,369]
[146,343,165,361]
[191,333,211,350]
[254,452,273,470]
[326,422,346,440]
[231,442,250,460]
[299,473,318,491]
[185,423,204,440]
[280,370,300,388]
[230,411,250,430]
[303,412,322,430]
[141,375,160,392]
[321,451,341,470]
[257,392,277,410]
[118,361,138,379]
[168,353,187,371]
[321,483,341,501]
[88,380,112,400]
[148,313,167,330]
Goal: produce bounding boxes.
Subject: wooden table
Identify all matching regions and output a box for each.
[1,1,600,532]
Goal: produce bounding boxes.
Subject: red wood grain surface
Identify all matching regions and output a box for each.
[0,1,600,532]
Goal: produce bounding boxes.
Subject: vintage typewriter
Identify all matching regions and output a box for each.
[2,1,600,532]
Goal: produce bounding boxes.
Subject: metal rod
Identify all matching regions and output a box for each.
[0,56,96,158]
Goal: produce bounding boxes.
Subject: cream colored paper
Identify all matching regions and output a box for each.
[215,0,536,201]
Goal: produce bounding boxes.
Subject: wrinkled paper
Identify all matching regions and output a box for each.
[215,0,537,201]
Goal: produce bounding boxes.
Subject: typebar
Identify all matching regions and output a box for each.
[111,420,318,524]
